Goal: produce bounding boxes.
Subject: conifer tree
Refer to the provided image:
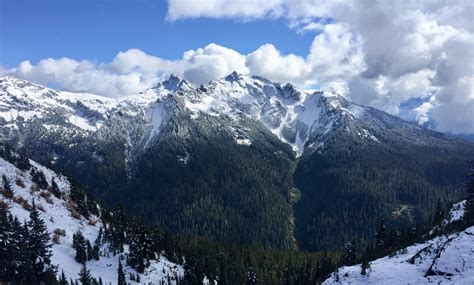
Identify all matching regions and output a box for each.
[59,270,69,285]
[2,174,13,197]
[73,230,88,264]
[79,263,92,285]
[375,218,386,248]
[344,240,357,265]
[30,169,49,190]
[433,197,445,226]
[0,205,12,281]
[361,259,370,276]
[27,200,56,282]
[86,240,93,261]
[128,217,152,273]
[51,178,61,198]
[464,161,474,225]
[118,259,126,285]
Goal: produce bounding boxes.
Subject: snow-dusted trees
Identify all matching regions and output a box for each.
[73,230,88,264]
[0,201,57,283]
[344,240,357,265]
[30,168,49,190]
[117,259,126,285]
[78,263,92,285]
[375,218,386,248]
[1,174,13,198]
[51,177,61,198]
[27,201,57,282]
[127,217,153,273]
[464,161,474,226]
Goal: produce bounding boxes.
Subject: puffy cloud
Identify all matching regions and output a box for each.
[7,33,361,97]
[246,44,310,85]
[181,43,249,85]
[11,57,161,97]
[165,0,474,133]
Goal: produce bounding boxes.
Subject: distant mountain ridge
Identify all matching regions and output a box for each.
[1,74,474,252]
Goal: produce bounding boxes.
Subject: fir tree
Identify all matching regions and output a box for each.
[2,174,13,197]
[433,197,445,226]
[128,217,152,273]
[344,240,357,265]
[73,230,88,264]
[464,161,474,225]
[246,265,258,284]
[27,200,56,282]
[86,240,93,261]
[79,263,92,285]
[51,178,61,198]
[0,204,13,281]
[361,259,370,276]
[117,259,126,285]
[375,218,386,248]
[59,270,69,285]
[30,169,49,190]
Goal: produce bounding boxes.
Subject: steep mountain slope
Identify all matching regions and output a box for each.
[1,74,474,252]
[293,106,473,251]
[323,202,474,284]
[0,148,182,284]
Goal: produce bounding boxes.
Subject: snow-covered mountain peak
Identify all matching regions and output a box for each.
[223,70,246,82]
[156,73,192,92]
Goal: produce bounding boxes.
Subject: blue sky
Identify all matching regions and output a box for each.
[0,0,315,67]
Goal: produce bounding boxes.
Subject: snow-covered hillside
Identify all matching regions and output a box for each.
[0,155,183,284]
[324,202,474,285]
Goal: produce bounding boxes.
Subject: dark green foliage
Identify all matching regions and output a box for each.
[344,240,357,265]
[59,270,68,285]
[30,168,49,190]
[431,197,446,227]
[361,259,370,275]
[294,130,474,251]
[73,230,88,264]
[27,201,57,282]
[127,116,297,249]
[1,174,13,197]
[463,161,474,226]
[0,143,31,171]
[127,217,152,273]
[0,203,12,280]
[375,219,386,248]
[79,263,91,285]
[0,202,57,284]
[51,178,61,198]
[117,260,126,285]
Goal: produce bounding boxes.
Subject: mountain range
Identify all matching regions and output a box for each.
[1,73,473,252]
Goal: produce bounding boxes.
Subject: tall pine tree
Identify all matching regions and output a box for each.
[464,161,474,226]
[79,263,92,285]
[27,200,56,283]
[118,259,126,285]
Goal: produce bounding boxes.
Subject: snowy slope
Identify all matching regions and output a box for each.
[324,202,474,285]
[0,156,183,284]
